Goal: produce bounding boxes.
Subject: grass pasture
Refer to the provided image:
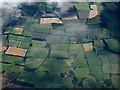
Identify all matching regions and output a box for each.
[101,28,111,38]
[2,55,24,65]
[18,41,30,49]
[8,35,31,49]
[72,51,88,67]
[85,51,102,66]
[9,35,31,42]
[23,30,32,36]
[72,44,88,67]
[69,44,83,59]
[46,4,55,12]
[69,44,82,51]
[89,66,103,80]
[29,71,46,86]
[38,58,69,74]
[31,24,52,31]
[59,37,69,44]
[47,35,64,44]
[25,58,44,69]
[16,36,25,41]
[105,39,120,53]
[61,77,74,88]
[26,47,48,59]
[32,33,49,40]
[98,51,118,74]
[9,41,19,47]
[74,67,89,79]
[2,63,24,73]
[111,75,119,88]
[17,71,33,83]
[51,44,69,51]
[34,73,60,88]
[94,40,105,51]
[63,19,86,26]
[11,27,23,35]
[100,63,109,74]
[50,50,68,59]
[92,2,109,11]
[69,37,77,44]
[73,2,90,11]
[8,35,17,41]
[2,35,8,46]
[1,2,120,88]
[32,40,46,48]
[82,75,100,88]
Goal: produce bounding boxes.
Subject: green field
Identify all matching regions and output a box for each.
[2,55,24,65]
[2,63,24,73]
[1,2,119,89]
[105,39,120,53]
[73,2,90,10]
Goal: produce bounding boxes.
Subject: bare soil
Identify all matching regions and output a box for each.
[40,18,62,24]
[5,47,27,57]
[89,5,98,19]
[77,10,90,19]
[83,43,93,52]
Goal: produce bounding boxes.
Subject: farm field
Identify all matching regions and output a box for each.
[1,2,120,89]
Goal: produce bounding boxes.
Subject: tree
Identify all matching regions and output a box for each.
[72,77,78,88]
